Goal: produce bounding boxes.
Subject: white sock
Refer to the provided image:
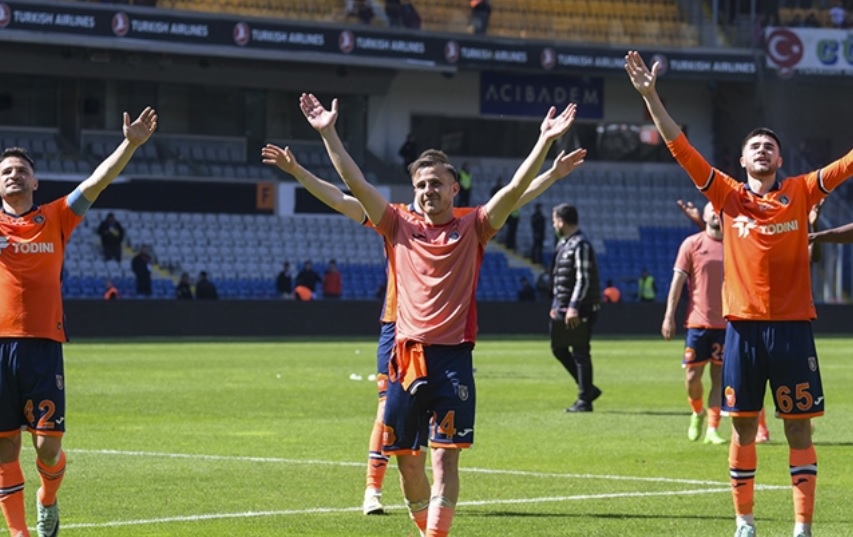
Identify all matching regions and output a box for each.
[793,522,811,536]
[736,514,755,527]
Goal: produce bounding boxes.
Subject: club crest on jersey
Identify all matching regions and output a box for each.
[725,386,736,408]
[33,215,45,224]
[448,230,460,242]
[56,375,64,390]
[457,384,469,401]
[808,356,817,372]
[778,195,790,205]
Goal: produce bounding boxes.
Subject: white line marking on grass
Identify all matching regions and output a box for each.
[32,486,789,533]
[69,449,766,488]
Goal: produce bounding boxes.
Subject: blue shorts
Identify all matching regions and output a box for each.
[382,343,475,455]
[375,322,395,400]
[0,338,66,436]
[682,328,725,368]
[722,321,824,419]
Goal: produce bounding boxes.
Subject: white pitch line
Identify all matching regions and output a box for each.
[29,487,749,532]
[10,449,789,534]
[67,448,765,488]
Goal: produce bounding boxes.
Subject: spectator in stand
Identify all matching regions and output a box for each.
[536,269,551,300]
[295,260,322,294]
[401,0,422,29]
[602,280,621,303]
[398,133,417,175]
[294,285,314,301]
[470,0,492,34]
[517,276,536,301]
[96,212,125,262]
[458,162,473,206]
[803,11,821,26]
[637,267,656,302]
[349,0,375,24]
[829,2,847,27]
[103,279,119,300]
[195,271,218,300]
[175,272,194,300]
[323,259,343,299]
[530,202,546,264]
[276,261,293,298]
[504,208,520,251]
[131,244,153,296]
[385,0,403,26]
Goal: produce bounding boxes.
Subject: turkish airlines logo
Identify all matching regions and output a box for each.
[112,12,130,37]
[233,22,249,46]
[731,215,756,238]
[540,47,555,70]
[766,28,803,78]
[0,3,11,29]
[339,30,354,53]
[444,40,459,64]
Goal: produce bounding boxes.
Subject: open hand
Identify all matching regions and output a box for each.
[299,93,338,132]
[540,103,577,141]
[551,148,587,178]
[124,107,158,147]
[261,144,298,174]
[676,199,703,229]
[624,50,660,97]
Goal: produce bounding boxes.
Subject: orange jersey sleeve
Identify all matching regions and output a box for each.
[666,134,846,321]
[377,204,496,345]
[0,197,83,341]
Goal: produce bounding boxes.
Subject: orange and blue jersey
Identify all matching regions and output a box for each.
[667,133,853,321]
[376,204,497,345]
[0,196,83,341]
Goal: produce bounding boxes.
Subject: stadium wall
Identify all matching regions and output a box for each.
[64,300,853,339]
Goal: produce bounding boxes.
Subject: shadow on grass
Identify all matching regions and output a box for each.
[597,410,686,417]
[463,511,746,522]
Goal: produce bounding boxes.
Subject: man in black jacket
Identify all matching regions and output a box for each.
[549,204,602,412]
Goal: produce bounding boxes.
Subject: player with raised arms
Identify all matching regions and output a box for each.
[0,108,157,537]
[626,49,853,537]
[298,92,579,536]
[261,137,586,517]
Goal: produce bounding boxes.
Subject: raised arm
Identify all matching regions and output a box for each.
[677,199,704,230]
[514,148,587,209]
[261,143,366,223]
[624,51,682,143]
[300,93,387,225]
[661,270,687,340]
[78,107,158,201]
[484,104,577,228]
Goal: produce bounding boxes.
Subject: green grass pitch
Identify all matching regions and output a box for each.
[11,336,853,536]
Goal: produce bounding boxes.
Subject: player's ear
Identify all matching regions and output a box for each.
[739,155,746,169]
